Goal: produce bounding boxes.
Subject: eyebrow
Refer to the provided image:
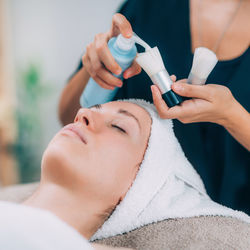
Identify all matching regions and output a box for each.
[90,104,141,131]
[117,109,141,131]
[89,104,102,109]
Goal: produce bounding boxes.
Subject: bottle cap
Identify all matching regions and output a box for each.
[116,34,135,51]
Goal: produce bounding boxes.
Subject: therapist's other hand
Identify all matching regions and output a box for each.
[151,80,237,126]
[82,13,141,90]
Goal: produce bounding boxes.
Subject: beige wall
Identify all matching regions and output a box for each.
[0,0,18,186]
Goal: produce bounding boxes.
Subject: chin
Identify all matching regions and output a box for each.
[41,138,81,187]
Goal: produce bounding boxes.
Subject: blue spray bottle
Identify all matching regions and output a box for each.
[80,34,137,107]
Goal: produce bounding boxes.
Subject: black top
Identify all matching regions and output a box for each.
[75,0,250,214]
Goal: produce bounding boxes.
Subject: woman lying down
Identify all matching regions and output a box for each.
[0,99,249,250]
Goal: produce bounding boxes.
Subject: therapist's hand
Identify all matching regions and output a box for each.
[82,13,141,90]
[151,80,238,126]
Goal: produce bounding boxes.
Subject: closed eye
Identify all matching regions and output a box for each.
[111,124,126,134]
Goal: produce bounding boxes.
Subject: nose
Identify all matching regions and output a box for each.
[74,108,99,131]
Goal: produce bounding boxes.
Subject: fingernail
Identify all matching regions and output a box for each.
[126,31,132,37]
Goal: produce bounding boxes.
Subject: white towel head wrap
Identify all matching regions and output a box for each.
[91,99,250,241]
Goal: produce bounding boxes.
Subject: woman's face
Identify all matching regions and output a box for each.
[42,101,151,206]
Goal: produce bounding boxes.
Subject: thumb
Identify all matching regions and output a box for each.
[123,61,141,79]
[172,82,211,101]
[170,74,177,82]
[110,13,133,38]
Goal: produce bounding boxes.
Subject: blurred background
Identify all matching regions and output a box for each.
[0,0,124,186]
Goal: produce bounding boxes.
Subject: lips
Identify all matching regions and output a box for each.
[62,124,87,144]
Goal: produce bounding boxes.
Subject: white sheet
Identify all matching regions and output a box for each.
[0,201,93,250]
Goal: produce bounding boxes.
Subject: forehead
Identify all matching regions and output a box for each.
[104,101,151,120]
[101,101,152,132]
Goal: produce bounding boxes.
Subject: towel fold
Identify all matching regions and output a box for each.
[91,99,250,241]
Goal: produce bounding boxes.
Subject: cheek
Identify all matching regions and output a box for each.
[93,135,140,191]
[41,131,144,204]
[98,134,137,164]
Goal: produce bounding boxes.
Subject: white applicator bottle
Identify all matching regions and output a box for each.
[188,47,218,85]
[136,47,183,107]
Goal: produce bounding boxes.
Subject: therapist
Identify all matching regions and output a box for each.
[59,0,250,214]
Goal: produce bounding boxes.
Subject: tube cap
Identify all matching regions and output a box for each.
[162,90,183,108]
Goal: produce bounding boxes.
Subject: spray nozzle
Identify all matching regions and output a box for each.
[131,32,151,51]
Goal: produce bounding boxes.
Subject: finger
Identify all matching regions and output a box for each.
[83,54,96,77]
[92,75,115,90]
[96,68,123,87]
[95,33,122,75]
[87,43,123,86]
[151,84,193,119]
[86,43,102,76]
[161,100,194,119]
[110,13,133,38]
[83,54,115,90]
[179,78,187,83]
[151,85,172,118]
[170,75,177,82]
[123,61,142,79]
[172,82,212,101]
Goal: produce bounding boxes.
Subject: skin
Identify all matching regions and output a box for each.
[151,79,250,151]
[58,0,250,126]
[24,101,151,249]
[190,0,250,60]
[58,14,140,125]
[151,0,250,150]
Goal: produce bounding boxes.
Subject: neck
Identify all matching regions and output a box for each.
[22,182,106,239]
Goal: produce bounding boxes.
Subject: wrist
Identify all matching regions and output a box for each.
[219,99,244,128]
